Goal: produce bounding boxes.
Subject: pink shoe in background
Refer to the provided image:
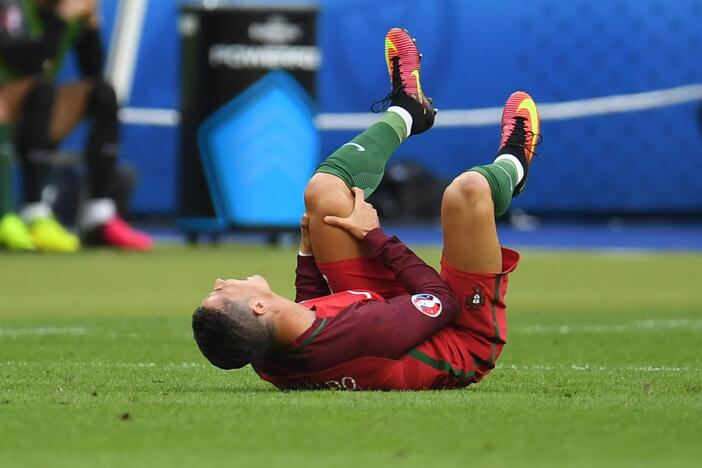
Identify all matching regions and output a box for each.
[102,216,153,251]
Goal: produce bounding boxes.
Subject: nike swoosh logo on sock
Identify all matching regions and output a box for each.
[494,164,515,192]
[342,143,366,152]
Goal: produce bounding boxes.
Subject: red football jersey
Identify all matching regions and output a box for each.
[251,229,480,391]
[254,289,478,390]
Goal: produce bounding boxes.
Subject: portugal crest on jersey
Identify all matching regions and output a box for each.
[467,287,486,310]
[411,294,442,317]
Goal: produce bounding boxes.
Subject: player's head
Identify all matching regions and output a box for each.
[192,277,277,369]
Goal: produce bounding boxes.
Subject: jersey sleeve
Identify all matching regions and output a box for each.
[314,229,459,360]
[363,228,455,300]
[295,254,331,302]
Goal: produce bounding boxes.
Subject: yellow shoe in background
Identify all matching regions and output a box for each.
[0,213,35,251]
[30,217,80,253]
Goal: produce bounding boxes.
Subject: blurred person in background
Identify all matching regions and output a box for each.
[0,93,34,250]
[0,1,32,250]
[0,0,151,252]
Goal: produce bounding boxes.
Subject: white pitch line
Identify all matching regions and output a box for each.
[0,327,87,337]
[0,360,208,369]
[2,319,700,339]
[0,360,697,373]
[0,327,185,340]
[496,364,700,373]
[515,319,702,335]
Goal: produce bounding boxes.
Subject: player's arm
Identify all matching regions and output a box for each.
[363,229,455,300]
[323,189,459,356]
[324,187,456,301]
[311,231,460,360]
[295,214,331,302]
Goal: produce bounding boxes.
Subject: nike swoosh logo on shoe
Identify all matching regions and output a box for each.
[517,98,540,148]
[411,69,424,103]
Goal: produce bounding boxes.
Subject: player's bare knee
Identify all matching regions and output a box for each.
[443,172,493,215]
[304,174,336,210]
[304,173,353,215]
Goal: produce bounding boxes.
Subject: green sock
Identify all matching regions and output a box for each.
[0,124,14,217]
[469,158,520,217]
[315,112,407,198]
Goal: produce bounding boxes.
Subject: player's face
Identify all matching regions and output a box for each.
[202,275,273,308]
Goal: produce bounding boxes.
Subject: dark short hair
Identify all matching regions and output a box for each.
[192,301,276,369]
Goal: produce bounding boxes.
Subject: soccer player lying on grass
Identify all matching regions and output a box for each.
[192,28,541,390]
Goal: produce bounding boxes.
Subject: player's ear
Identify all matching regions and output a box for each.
[250,298,267,316]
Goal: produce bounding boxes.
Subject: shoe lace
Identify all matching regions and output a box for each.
[370,56,404,113]
[370,86,403,113]
[503,116,543,156]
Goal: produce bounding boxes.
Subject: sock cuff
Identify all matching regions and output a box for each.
[22,202,53,222]
[494,153,524,184]
[468,165,514,218]
[387,106,413,139]
[81,198,116,229]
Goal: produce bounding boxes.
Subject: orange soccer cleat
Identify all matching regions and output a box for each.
[374,27,436,136]
[497,91,542,195]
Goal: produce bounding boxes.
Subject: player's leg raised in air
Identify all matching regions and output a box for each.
[439,91,541,377]
[441,91,540,272]
[303,28,435,296]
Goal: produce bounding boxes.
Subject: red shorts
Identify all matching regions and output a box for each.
[315,256,409,299]
[316,248,520,383]
[437,248,519,381]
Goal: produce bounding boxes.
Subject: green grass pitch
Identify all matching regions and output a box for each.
[1,243,701,467]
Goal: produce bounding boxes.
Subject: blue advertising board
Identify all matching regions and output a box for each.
[59,0,702,215]
[197,71,318,227]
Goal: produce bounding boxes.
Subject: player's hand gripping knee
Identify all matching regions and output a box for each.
[323,187,380,240]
